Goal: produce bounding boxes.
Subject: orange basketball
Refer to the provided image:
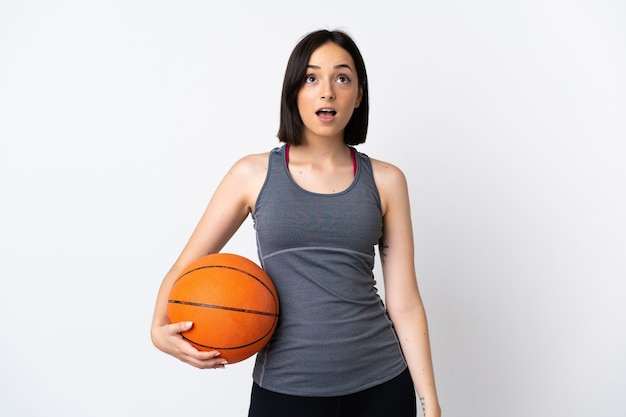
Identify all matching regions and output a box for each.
[167,253,279,364]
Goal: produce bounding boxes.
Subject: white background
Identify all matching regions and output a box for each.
[1,1,625,416]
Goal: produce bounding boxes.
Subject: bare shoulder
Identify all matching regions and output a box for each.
[229,152,271,178]
[369,158,409,216]
[369,157,408,188]
[222,152,270,212]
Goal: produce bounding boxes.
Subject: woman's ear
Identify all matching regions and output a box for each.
[355,87,363,108]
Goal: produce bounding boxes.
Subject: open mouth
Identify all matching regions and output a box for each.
[316,109,337,116]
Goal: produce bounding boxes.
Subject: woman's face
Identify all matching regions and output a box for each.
[296,42,363,143]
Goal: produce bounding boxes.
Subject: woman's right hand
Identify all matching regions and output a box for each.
[151,321,228,369]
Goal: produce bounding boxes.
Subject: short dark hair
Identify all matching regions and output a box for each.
[277,29,369,146]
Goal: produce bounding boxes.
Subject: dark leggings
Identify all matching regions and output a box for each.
[248,368,417,417]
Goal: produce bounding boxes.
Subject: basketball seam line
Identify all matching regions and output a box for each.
[175,264,279,307]
[168,299,279,317]
[181,332,274,351]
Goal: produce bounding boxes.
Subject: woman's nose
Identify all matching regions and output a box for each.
[320,81,335,100]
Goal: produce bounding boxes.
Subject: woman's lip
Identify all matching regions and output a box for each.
[315,109,337,122]
[316,111,336,122]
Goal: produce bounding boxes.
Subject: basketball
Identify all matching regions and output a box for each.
[167,253,279,364]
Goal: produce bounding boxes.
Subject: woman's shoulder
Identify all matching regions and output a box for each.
[367,157,410,216]
[219,151,273,211]
[368,157,408,187]
[229,151,272,177]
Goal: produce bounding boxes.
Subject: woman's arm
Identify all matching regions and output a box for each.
[373,159,441,417]
[150,153,268,368]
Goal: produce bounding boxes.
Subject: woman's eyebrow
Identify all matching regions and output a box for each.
[306,64,354,71]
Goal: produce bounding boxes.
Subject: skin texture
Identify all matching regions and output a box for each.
[151,40,441,417]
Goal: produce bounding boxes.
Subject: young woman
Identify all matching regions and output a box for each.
[151,29,441,417]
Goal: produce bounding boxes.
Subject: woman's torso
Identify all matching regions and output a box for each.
[249,145,407,396]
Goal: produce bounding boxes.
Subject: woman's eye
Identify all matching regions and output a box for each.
[304,74,316,83]
[336,75,351,84]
